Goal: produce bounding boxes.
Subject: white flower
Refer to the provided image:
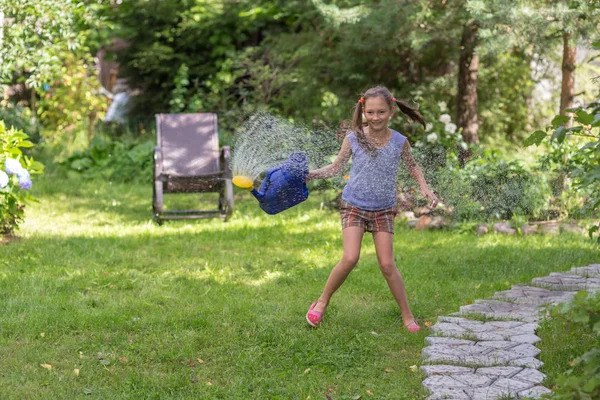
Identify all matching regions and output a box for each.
[444,123,457,134]
[438,101,448,112]
[4,158,23,175]
[427,133,438,143]
[460,142,468,150]
[439,114,451,124]
[425,123,433,132]
[0,170,8,188]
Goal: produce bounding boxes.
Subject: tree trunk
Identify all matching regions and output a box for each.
[456,23,479,165]
[554,31,577,197]
[559,31,576,118]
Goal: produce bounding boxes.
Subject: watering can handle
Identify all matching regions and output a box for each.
[258,167,278,195]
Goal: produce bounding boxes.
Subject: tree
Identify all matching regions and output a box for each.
[0,0,101,89]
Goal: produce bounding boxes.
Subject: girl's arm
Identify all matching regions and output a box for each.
[306,136,352,181]
[401,140,440,208]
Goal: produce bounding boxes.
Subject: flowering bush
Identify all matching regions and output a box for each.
[0,121,44,236]
[413,102,469,172]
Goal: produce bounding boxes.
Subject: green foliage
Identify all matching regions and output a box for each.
[0,99,37,139]
[36,53,108,137]
[548,291,600,400]
[1,0,105,89]
[0,121,44,235]
[435,152,551,222]
[525,102,600,239]
[478,51,536,139]
[60,135,153,183]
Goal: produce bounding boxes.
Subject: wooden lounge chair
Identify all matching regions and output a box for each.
[153,113,233,224]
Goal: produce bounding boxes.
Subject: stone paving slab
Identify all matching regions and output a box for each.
[531,273,600,292]
[569,264,600,277]
[433,317,540,343]
[422,343,543,368]
[421,263,599,399]
[456,300,542,322]
[492,285,577,306]
[425,384,551,399]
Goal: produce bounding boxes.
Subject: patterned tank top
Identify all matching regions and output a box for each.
[341,130,407,211]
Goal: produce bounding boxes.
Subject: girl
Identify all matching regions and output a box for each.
[305,86,439,332]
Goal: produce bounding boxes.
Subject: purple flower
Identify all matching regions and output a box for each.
[0,170,8,188]
[17,169,32,190]
[4,158,23,175]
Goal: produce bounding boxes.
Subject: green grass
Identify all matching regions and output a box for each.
[0,176,598,399]
[537,302,600,391]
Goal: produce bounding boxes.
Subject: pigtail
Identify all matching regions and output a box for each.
[352,98,376,153]
[336,120,352,140]
[395,100,426,129]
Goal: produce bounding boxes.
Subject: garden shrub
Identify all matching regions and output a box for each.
[0,101,38,140]
[547,291,600,399]
[0,121,44,235]
[432,151,551,222]
[466,155,550,220]
[61,134,154,183]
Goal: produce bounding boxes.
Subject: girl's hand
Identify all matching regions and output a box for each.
[305,171,315,182]
[421,188,440,208]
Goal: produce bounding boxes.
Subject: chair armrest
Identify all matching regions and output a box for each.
[154,146,163,178]
[220,146,231,178]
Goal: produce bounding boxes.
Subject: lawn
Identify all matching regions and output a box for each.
[0,176,598,399]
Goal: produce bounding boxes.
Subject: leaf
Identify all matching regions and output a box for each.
[303,368,311,374]
[589,224,599,239]
[524,130,547,146]
[551,114,570,126]
[551,126,567,143]
[73,369,80,376]
[385,368,394,373]
[196,358,204,364]
[40,364,52,370]
[575,110,594,125]
[409,365,418,372]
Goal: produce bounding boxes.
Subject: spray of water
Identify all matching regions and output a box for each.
[231,112,338,185]
[231,112,540,222]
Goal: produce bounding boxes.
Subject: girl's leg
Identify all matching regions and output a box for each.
[372,231,415,326]
[313,226,364,313]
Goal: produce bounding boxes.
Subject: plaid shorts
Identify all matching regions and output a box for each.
[340,200,397,234]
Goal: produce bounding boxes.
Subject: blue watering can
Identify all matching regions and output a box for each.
[232,152,309,215]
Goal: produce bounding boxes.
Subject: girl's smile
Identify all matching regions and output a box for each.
[364,97,394,133]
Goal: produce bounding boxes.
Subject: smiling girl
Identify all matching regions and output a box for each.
[305,86,439,332]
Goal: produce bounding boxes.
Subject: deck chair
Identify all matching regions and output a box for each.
[153,113,233,224]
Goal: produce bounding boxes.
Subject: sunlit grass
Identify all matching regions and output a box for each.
[0,175,597,399]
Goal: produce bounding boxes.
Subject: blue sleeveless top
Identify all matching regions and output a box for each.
[341,130,407,211]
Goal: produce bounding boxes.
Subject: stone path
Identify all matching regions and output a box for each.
[421,263,600,400]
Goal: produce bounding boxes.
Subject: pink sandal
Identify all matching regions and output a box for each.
[306,302,324,327]
[405,321,421,333]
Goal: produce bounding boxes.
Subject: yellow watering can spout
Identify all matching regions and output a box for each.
[232,175,254,190]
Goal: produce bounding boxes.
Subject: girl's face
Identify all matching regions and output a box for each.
[364,96,394,131]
